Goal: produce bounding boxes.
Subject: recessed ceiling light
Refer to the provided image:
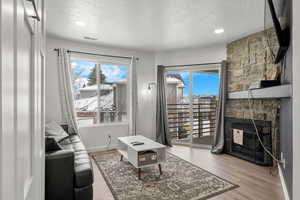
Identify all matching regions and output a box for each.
[75,21,86,26]
[214,28,224,34]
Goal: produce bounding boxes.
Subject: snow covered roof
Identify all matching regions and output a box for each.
[74,92,114,111]
[79,80,127,92]
[114,79,127,84]
[79,84,113,91]
[166,77,185,87]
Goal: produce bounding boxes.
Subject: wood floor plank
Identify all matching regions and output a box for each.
[91,158,114,200]
[92,145,284,200]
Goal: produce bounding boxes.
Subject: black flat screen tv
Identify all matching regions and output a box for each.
[266,0,290,64]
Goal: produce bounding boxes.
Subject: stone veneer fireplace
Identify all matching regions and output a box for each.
[225,29,281,164]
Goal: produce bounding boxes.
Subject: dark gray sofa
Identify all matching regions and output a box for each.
[45,125,93,200]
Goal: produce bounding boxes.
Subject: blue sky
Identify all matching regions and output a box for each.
[71,60,95,78]
[71,60,219,95]
[71,60,128,83]
[168,72,219,95]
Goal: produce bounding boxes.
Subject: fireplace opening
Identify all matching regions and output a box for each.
[225,118,273,166]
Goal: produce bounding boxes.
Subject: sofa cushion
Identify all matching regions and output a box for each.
[45,121,69,141]
[74,152,94,188]
[59,135,94,188]
[59,135,85,151]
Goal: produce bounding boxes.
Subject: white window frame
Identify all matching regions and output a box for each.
[70,55,132,127]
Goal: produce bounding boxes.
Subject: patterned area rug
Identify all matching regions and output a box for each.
[92,151,238,200]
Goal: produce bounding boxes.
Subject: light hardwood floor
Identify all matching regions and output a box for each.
[92,145,284,200]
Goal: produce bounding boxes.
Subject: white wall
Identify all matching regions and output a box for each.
[79,123,128,152]
[155,44,226,66]
[46,36,226,151]
[46,36,156,151]
[293,0,300,199]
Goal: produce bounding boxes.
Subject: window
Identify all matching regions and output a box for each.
[71,60,129,126]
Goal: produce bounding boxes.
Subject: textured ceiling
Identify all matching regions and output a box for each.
[46,0,265,51]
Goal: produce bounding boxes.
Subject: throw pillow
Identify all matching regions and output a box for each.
[45,121,69,141]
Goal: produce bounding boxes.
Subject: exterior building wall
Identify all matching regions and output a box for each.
[116,84,127,113]
[80,90,97,99]
[166,84,178,104]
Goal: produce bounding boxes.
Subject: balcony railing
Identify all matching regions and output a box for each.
[76,111,126,125]
[167,97,217,141]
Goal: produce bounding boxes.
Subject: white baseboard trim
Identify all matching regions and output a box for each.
[87,144,118,153]
[278,164,290,200]
[190,144,212,149]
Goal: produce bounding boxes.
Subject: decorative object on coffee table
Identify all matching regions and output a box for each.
[92,151,238,200]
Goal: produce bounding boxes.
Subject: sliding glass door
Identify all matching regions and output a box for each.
[166,71,192,145]
[165,66,220,147]
[191,71,219,147]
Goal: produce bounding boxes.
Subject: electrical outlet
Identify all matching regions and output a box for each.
[106,134,112,150]
[281,152,286,169]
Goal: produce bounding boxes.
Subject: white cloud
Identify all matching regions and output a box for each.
[179,72,189,79]
[71,61,128,82]
[71,60,96,77]
[71,62,78,69]
[101,65,127,82]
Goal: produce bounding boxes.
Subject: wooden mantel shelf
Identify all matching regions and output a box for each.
[227,84,292,99]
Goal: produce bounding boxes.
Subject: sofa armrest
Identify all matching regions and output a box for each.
[45,150,74,200]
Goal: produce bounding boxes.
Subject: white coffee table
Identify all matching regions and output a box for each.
[117,135,166,179]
